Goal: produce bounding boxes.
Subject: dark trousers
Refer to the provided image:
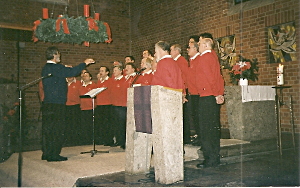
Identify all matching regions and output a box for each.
[184,95,200,142]
[65,104,81,146]
[111,106,127,146]
[95,105,113,145]
[80,110,93,145]
[198,96,221,165]
[42,103,66,157]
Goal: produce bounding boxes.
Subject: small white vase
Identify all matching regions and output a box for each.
[239,78,248,86]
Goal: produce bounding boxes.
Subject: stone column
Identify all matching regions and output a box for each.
[151,86,184,184]
[125,87,152,174]
[125,86,184,184]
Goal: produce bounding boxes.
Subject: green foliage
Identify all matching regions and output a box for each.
[34,15,108,44]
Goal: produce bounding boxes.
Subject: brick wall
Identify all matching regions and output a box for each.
[129,0,300,133]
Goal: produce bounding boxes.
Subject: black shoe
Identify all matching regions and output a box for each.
[111,142,120,147]
[47,155,68,162]
[104,142,114,146]
[196,160,220,168]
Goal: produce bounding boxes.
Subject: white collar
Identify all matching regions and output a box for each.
[190,52,200,60]
[143,69,152,75]
[82,81,93,87]
[47,60,56,64]
[114,75,123,80]
[157,55,172,62]
[100,76,109,83]
[200,50,211,56]
[174,54,181,61]
[125,72,136,80]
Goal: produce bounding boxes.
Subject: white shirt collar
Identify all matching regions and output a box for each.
[114,75,123,80]
[174,54,181,61]
[190,52,200,60]
[47,60,56,64]
[82,81,93,87]
[157,55,172,62]
[125,72,136,80]
[100,76,109,83]
[200,50,211,56]
[143,69,152,75]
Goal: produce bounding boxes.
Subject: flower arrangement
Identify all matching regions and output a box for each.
[229,55,259,85]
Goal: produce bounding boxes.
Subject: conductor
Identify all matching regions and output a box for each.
[41,46,95,162]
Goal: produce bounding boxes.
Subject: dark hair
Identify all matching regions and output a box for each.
[155,41,171,53]
[199,32,215,48]
[84,72,92,79]
[146,50,153,57]
[46,46,59,60]
[100,66,110,76]
[189,35,200,43]
[125,62,136,71]
[125,55,135,62]
[199,32,214,40]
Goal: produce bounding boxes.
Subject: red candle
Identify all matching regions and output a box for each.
[84,5,89,17]
[94,13,100,20]
[43,8,49,19]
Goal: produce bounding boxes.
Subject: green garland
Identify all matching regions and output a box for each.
[34,15,108,44]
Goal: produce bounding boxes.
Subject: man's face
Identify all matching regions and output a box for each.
[140,58,147,69]
[125,57,133,64]
[142,50,149,58]
[82,73,91,82]
[113,67,122,77]
[99,67,108,78]
[81,70,87,78]
[187,43,197,57]
[170,46,178,59]
[53,51,61,63]
[125,65,135,75]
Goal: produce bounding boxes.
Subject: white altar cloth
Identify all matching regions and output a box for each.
[241,85,275,103]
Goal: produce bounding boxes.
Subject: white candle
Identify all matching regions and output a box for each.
[278,64,284,74]
[277,74,284,85]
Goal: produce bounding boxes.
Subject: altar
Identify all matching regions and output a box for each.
[225,86,277,141]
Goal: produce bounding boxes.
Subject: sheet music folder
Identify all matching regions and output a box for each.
[80,87,107,98]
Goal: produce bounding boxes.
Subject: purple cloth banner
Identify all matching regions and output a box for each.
[134,86,152,134]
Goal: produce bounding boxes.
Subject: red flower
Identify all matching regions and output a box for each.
[240,62,251,71]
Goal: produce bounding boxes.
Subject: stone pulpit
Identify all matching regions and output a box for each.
[225,85,277,141]
[125,85,183,184]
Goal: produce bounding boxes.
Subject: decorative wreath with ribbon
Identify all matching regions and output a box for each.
[32,14,112,46]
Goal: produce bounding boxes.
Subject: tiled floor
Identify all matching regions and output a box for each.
[1,133,299,187]
[76,147,299,187]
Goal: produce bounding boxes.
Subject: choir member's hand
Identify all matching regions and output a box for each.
[84,58,95,65]
[182,94,188,104]
[215,95,224,104]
